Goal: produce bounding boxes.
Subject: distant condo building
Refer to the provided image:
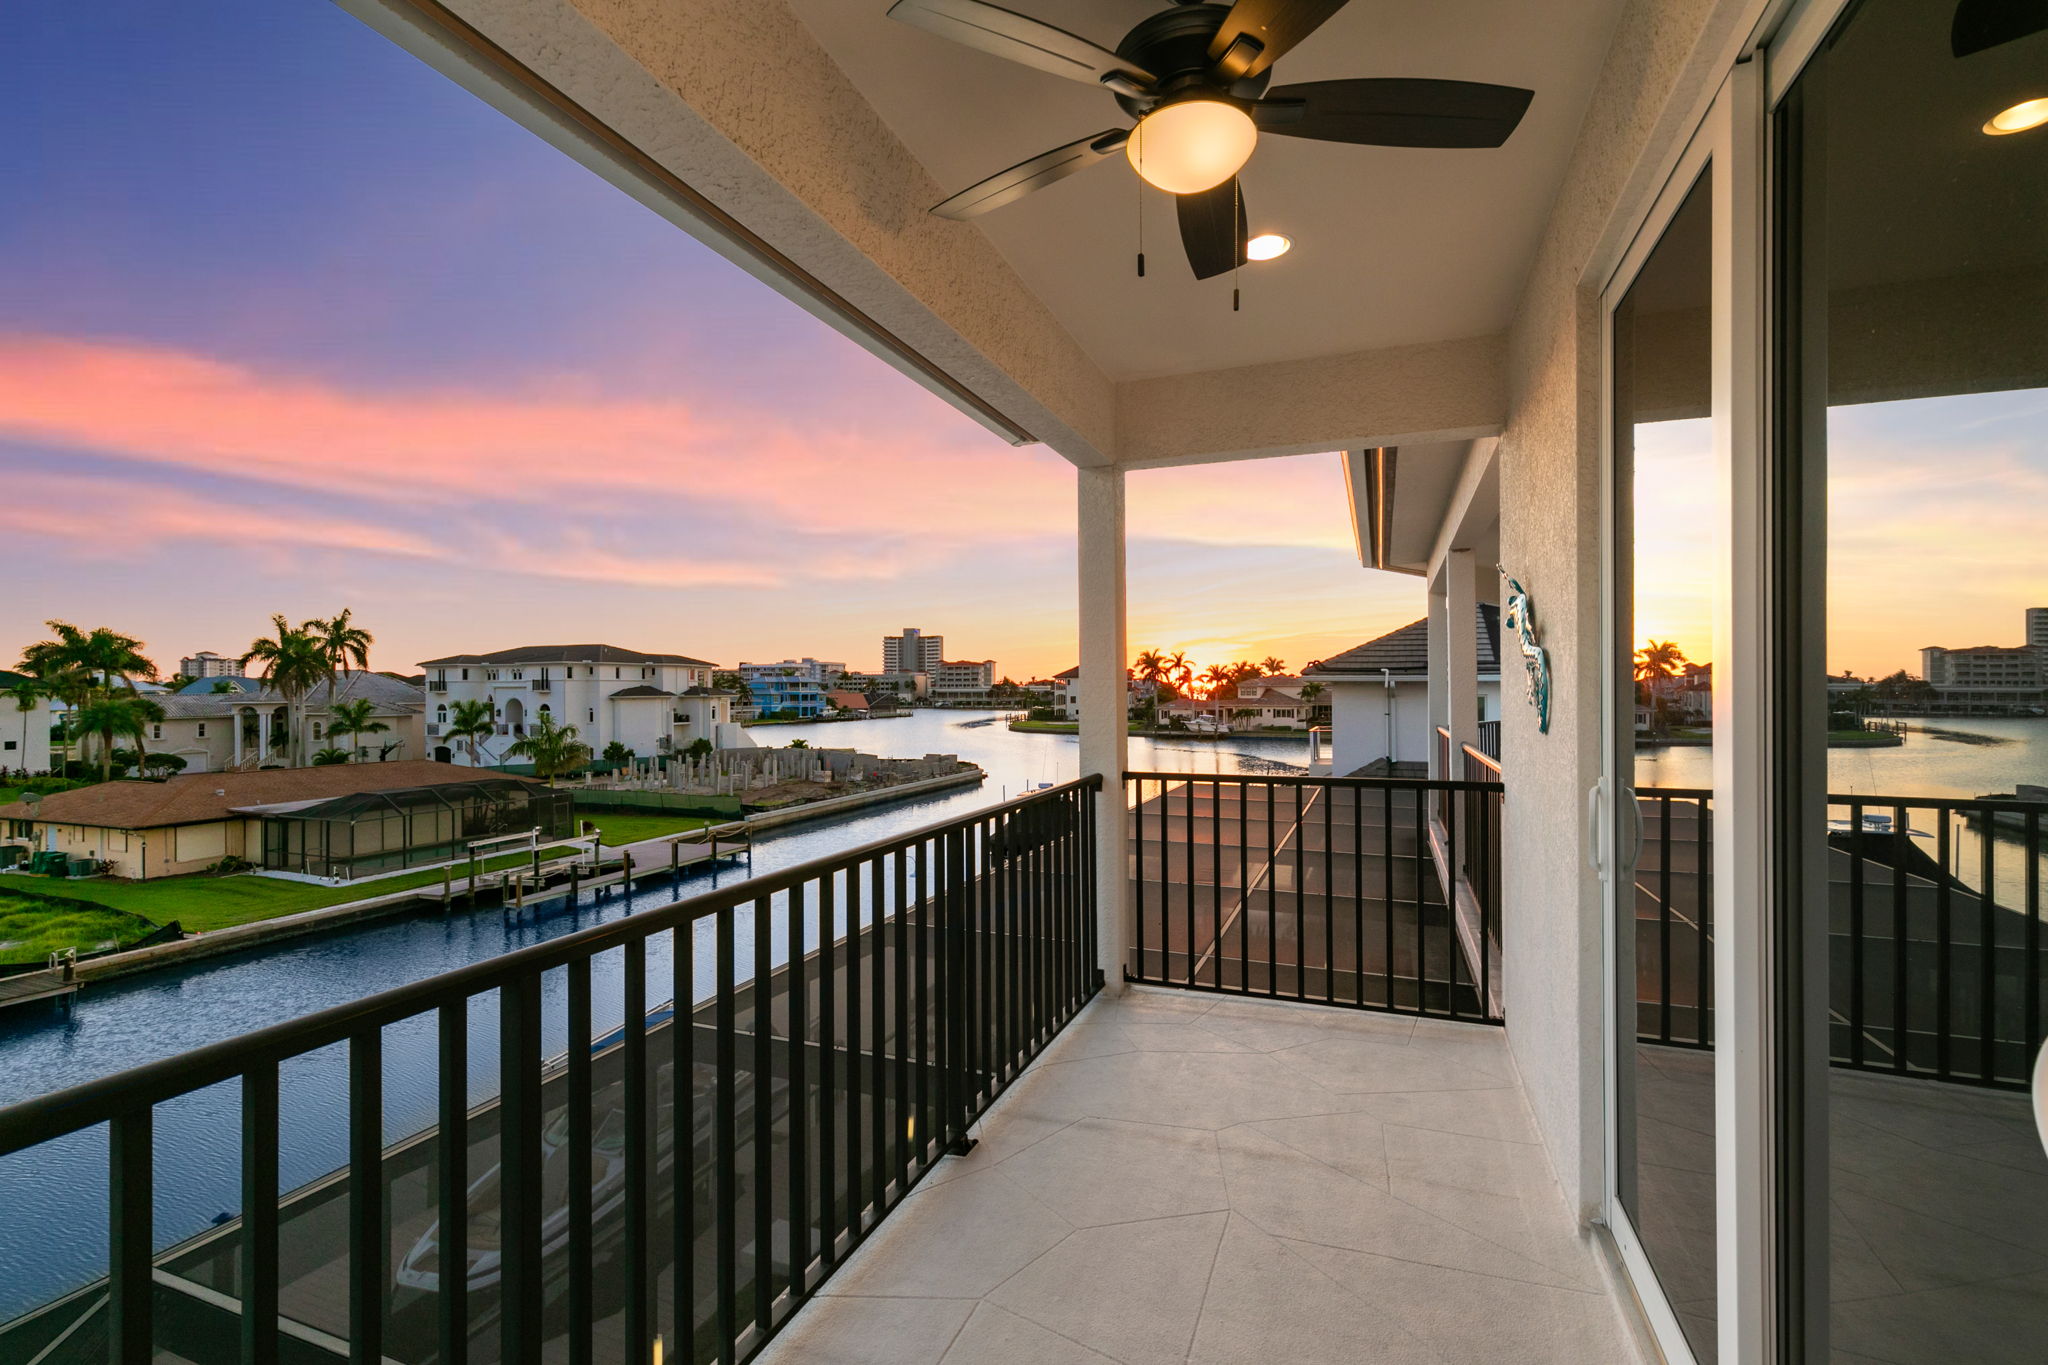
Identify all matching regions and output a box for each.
[932,659,996,697]
[1919,607,2048,706]
[179,651,241,679]
[736,660,839,718]
[882,628,944,675]
[419,644,738,765]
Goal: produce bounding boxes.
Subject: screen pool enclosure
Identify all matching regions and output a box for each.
[256,778,574,879]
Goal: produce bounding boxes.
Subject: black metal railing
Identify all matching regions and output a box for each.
[0,777,1100,1365]
[1124,773,1504,1022]
[1476,720,1502,762]
[1632,788,2048,1090]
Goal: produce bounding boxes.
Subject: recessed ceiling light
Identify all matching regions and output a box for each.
[1984,97,2048,135]
[1126,99,1258,194]
[1245,233,1292,261]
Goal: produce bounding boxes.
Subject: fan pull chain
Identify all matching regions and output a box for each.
[1134,128,1146,278]
[1232,178,1242,312]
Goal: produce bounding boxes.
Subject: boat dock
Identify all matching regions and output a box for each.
[0,968,80,1016]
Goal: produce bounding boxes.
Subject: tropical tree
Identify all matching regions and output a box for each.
[685,737,715,759]
[21,622,158,694]
[1229,707,1258,732]
[1164,651,1192,694]
[444,698,498,765]
[504,711,592,783]
[5,677,42,772]
[310,748,352,766]
[141,753,187,777]
[602,740,634,765]
[241,617,327,766]
[1634,639,1687,684]
[304,609,374,702]
[711,671,754,702]
[1132,650,1169,687]
[210,678,240,694]
[788,738,811,750]
[1201,664,1234,698]
[70,694,165,782]
[1298,680,1327,721]
[327,698,389,761]
[1259,655,1287,675]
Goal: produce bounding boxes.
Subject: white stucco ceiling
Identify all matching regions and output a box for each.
[788,0,1628,381]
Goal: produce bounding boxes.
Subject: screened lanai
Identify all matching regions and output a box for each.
[249,778,574,879]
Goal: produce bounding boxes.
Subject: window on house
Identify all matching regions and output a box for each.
[2,741,14,751]
[461,669,469,680]
[151,724,162,739]
[587,709,595,723]
[197,724,207,738]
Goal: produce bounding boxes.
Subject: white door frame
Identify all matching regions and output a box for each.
[1596,56,1774,1364]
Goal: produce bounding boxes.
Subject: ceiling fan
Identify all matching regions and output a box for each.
[887,0,1535,280]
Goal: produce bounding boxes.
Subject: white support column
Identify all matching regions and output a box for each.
[1077,465,1129,998]
[258,710,270,762]
[232,711,244,766]
[1426,572,1450,773]
[1446,548,1480,767]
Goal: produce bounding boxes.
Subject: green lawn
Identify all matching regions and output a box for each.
[7,844,580,934]
[0,897,162,965]
[576,811,716,847]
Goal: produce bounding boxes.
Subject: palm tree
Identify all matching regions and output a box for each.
[71,694,165,782]
[1298,680,1326,723]
[1132,650,1168,686]
[5,677,42,773]
[327,698,389,762]
[1201,664,1234,698]
[240,616,327,766]
[1164,651,1192,694]
[20,622,158,773]
[1633,639,1687,683]
[304,610,374,702]
[1260,655,1287,675]
[310,748,352,767]
[504,712,592,783]
[444,698,498,766]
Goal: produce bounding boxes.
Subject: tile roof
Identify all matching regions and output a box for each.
[607,685,676,699]
[417,645,718,668]
[1306,604,1502,678]
[155,674,424,720]
[0,760,536,831]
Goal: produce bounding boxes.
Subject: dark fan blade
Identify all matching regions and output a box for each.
[1208,0,1351,82]
[1951,0,2048,56]
[888,0,1154,88]
[1177,178,1247,281]
[1258,79,1533,148]
[930,129,1129,220]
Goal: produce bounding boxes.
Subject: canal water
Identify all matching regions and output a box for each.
[0,714,1309,1320]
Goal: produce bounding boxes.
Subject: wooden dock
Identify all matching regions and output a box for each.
[0,968,80,1014]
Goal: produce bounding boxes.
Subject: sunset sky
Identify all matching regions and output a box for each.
[8,6,2039,688]
[0,1,1422,684]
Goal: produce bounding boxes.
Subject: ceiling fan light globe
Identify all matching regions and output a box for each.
[1245,233,1291,261]
[1984,97,2048,135]
[1127,99,1258,194]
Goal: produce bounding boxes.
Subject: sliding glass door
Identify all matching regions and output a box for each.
[1776,2,2048,1359]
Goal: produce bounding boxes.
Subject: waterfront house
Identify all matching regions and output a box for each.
[930,658,996,700]
[420,644,730,763]
[0,760,565,880]
[7,4,2045,1364]
[140,673,427,774]
[1307,609,1504,773]
[737,662,829,719]
[822,690,870,715]
[0,670,56,776]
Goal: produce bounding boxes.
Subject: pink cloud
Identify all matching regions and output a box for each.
[0,332,1074,541]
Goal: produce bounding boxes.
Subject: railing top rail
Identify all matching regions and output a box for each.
[0,773,1102,1156]
[1459,744,1502,778]
[1635,785,2048,812]
[1123,770,1503,795]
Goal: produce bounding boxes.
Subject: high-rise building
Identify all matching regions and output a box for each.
[2027,606,2048,654]
[882,628,944,675]
[179,651,241,679]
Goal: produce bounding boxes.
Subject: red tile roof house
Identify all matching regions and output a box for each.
[0,761,562,881]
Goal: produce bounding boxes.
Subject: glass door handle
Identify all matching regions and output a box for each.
[2034,1040,2048,1159]
[1586,781,1608,878]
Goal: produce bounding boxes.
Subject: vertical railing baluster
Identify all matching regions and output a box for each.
[1892,804,1908,1072]
[625,937,651,1356]
[787,882,810,1296]
[844,867,864,1252]
[915,840,932,1175]
[1849,801,1866,1068]
[752,895,773,1333]
[242,1064,280,1365]
[818,871,838,1272]
[437,1003,469,1365]
[893,847,911,1191]
[1323,781,1335,1005]
[1447,782,1462,1019]
[1134,778,1147,983]
[500,974,543,1365]
[1085,783,1101,991]
[2030,809,2043,1066]
[109,1108,152,1365]
[1266,782,1278,998]
[1658,794,1674,1043]
[1354,784,1366,1007]
[1698,795,1713,1047]
[349,1029,384,1365]
[1980,810,1998,1083]
[1937,810,1953,1080]
[567,959,594,1364]
[875,853,893,1215]
[1382,786,1396,1011]
[715,910,737,1364]
[673,919,696,1361]
[1293,783,1307,1002]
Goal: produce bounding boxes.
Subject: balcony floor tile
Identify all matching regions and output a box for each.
[760,988,1647,1364]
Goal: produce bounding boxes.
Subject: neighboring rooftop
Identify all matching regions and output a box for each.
[418,645,718,668]
[607,685,676,699]
[156,674,424,718]
[1306,604,1502,678]
[0,760,536,831]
